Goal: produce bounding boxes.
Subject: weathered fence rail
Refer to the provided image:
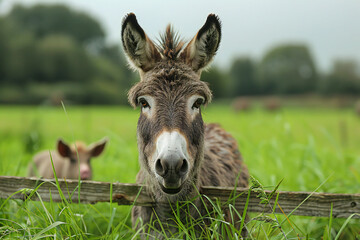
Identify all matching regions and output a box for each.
[1,176,359,219]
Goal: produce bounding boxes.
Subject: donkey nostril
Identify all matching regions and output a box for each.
[155,159,166,176]
[179,159,188,175]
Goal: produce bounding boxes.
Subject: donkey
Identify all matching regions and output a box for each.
[121,13,249,237]
[28,138,108,180]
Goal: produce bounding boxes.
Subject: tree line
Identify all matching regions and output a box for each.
[0,4,134,105]
[204,47,360,99]
[0,4,359,105]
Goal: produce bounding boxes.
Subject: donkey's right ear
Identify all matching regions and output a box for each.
[121,13,161,72]
[57,139,71,158]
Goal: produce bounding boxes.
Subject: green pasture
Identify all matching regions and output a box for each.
[0,104,359,239]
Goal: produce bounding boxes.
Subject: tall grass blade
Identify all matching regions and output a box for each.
[327,202,333,240]
[239,188,250,235]
[106,207,116,235]
[280,174,332,225]
[334,213,360,240]
[32,221,66,240]
[61,101,82,205]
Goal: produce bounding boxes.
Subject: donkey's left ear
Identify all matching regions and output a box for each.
[180,14,221,74]
[121,13,161,73]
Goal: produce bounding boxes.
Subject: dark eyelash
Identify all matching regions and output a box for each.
[192,98,204,109]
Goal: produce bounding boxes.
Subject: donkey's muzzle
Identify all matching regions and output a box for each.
[154,131,190,194]
[155,157,189,194]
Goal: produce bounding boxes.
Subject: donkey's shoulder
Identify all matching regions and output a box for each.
[201,123,248,187]
[205,123,239,150]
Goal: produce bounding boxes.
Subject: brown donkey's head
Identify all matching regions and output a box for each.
[57,138,108,180]
[122,13,221,196]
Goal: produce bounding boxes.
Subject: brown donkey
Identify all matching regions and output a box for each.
[28,138,108,180]
[122,13,249,237]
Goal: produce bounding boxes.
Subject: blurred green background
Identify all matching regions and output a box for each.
[0,3,359,105]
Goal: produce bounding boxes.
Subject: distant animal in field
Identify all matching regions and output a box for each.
[355,100,360,116]
[264,97,281,111]
[232,97,252,112]
[121,13,249,237]
[28,138,108,180]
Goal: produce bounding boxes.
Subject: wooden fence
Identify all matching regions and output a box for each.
[0,176,359,219]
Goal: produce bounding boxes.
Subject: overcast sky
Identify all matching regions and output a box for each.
[1,0,360,72]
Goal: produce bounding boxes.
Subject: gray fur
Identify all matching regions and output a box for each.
[122,13,249,238]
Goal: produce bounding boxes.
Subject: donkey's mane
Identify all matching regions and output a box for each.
[157,25,185,60]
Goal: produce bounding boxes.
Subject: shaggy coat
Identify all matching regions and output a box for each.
[121,13,249,237]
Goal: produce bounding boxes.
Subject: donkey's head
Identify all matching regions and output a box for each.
[122,13,221,195]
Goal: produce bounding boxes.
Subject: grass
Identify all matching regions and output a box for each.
[0,104,360,239]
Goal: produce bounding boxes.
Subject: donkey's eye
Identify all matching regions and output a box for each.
[139,98,150,109]
[70,158,77,164]
[192,98,204,109]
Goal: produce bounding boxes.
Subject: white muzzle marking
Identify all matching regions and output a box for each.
[154,131,189,174]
